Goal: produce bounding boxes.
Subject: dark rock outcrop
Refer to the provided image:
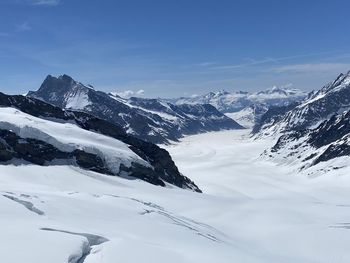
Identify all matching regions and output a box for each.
[268,109,350,169]
[259,71,350,174]
[0,92,201,192]
[257,72,350,136]
[252,102,300,134]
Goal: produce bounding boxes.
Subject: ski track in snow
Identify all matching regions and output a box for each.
[1,130,350,262]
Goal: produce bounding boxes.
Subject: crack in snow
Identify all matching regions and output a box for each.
[2,194,45,215]
[40,228,109,263]
[108,194,224,243]
[330,223,350,229]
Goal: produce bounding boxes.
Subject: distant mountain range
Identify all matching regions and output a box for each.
[170,87,307,128]
[257,71,350,175]
[28,75,243,144]
[171,87,306,112]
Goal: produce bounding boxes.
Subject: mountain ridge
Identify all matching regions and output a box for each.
[170,86,307,113]
[255,71,350,136]
[258,71,350,176]
[168,86,306,128]
[28,74,243,144]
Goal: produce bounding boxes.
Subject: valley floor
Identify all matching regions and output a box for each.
[1,130,350,262]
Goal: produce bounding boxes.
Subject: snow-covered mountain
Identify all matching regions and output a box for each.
[0,92,201,192]
[170,87,306,128]
[225,104,268,129]
[252,102,300,134]
[255,72,350,136]
[258,71,350,175]
[172,86,306,112]
[264,109,350,176]
[27,75,243,144]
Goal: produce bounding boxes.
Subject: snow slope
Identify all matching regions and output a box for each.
[0,107,148,173]
[225,108,255,128]
[262,109,350,176]
[1,130,350,262]
[0,166,258,263]
[256,71,350,136]
[165,130,350,262]
[225,104,268,128]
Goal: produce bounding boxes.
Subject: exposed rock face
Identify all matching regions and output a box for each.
[252,102,300,134]
[258,72,350,175]
[27,75,243,144]
[0,129,110,172]
[75,112,200,191]
[257,72,350,136]
[265,107,350,172]
[0,92,201,192]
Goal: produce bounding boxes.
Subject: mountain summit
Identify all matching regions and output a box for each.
[255,71,350,175]
[255,71,350,136]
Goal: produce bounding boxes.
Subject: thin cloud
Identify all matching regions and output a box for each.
[211,57,276,70]
[16,22,31,32]
[29,0,61,6]
[136,89,145,96]
[281,83,293,89]
[270,63,350,74]
[209,51,340,72]
[112,89,145,98]
[194,62,217,67]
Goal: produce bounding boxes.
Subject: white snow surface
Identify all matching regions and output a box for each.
[225,107,255,128]
[65,86,91,110]
[0,107,148,173]
[1,130,350,262]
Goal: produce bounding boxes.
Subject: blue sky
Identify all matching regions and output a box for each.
[1,0,350,97]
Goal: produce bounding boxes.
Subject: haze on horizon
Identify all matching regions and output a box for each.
[1,0,350,98]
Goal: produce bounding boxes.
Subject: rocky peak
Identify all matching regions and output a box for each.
[255,71,350,136]
[58,74,74,83]
[317,71,350,95]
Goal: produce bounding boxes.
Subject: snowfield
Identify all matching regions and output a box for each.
[0,107,149,172]
[225,108,255,128]
[1,130,350,262]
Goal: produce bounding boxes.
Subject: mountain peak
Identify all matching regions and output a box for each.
[41,74,76,89]
[256,70,350,136]
[58,74,75,83]
[27,74,91,110]
[42,74,75,84]
[216,89,230,96]
[317,71,350,95]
